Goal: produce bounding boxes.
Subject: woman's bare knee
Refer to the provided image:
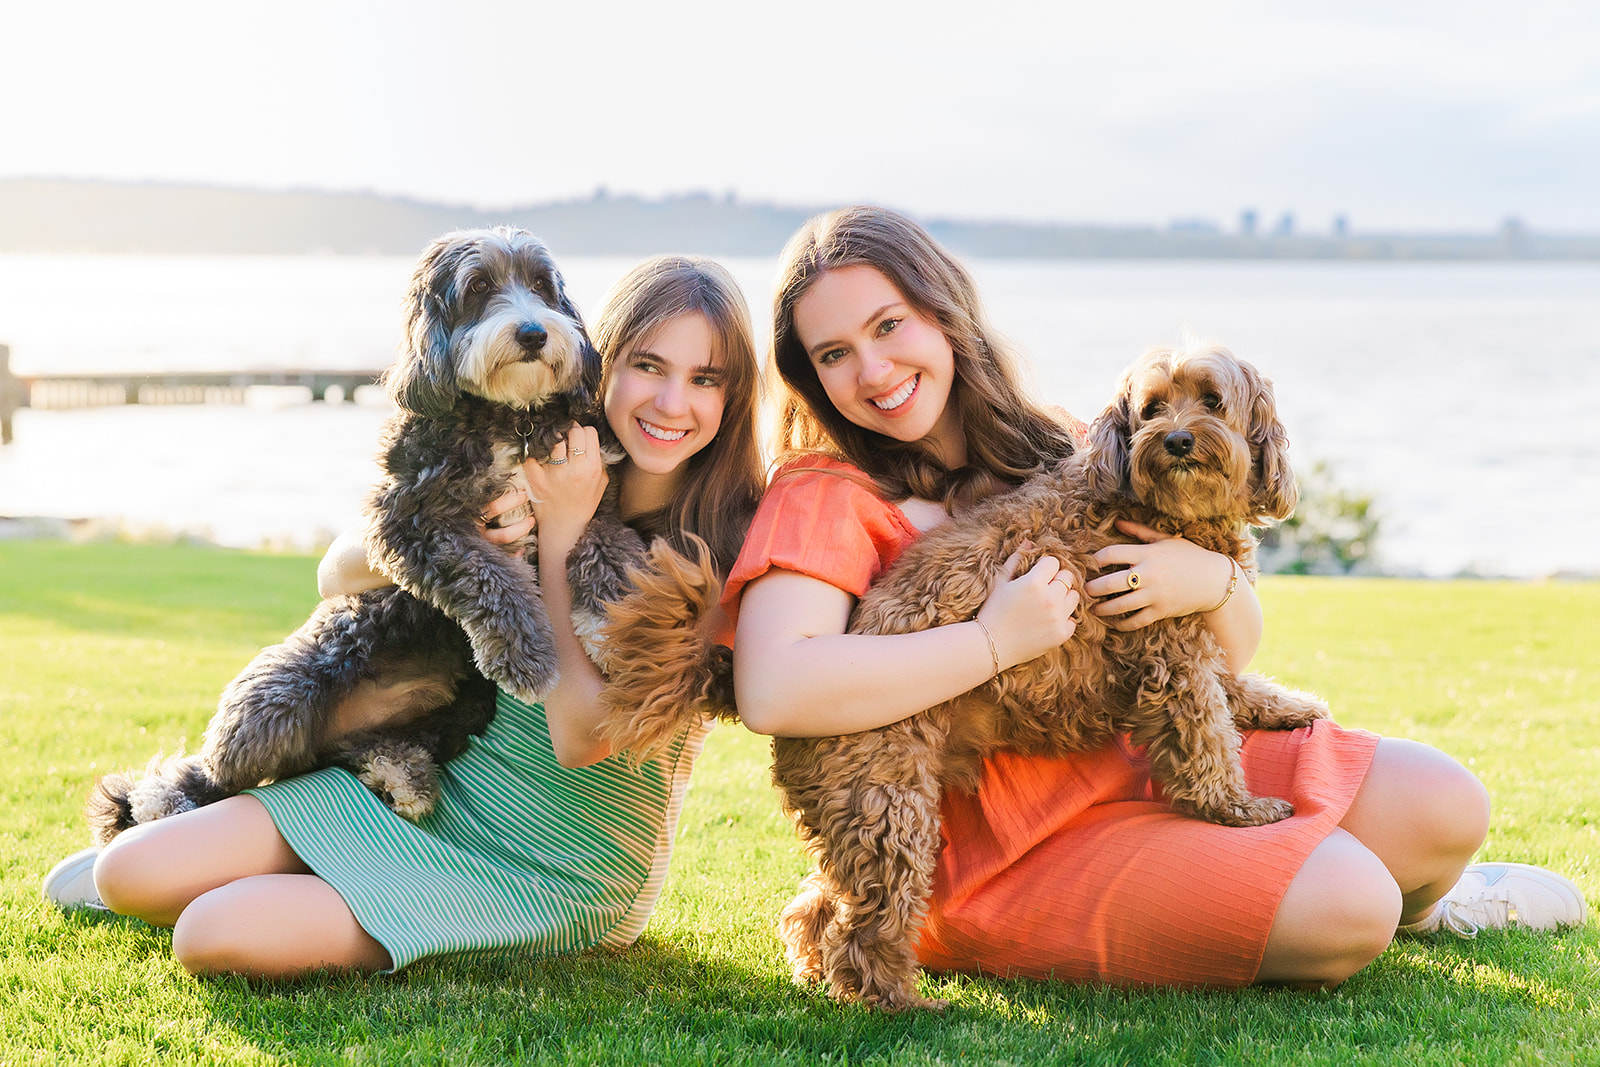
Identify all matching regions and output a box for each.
[1258,830,1402,988]
[1343,739,1490,909]
[170,889,239,975]
[172,875,391,978]
[93,796,307,926]
[95,822,180,924]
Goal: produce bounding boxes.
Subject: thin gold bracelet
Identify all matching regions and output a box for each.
[1203,559,1242,613]
[974,618,1002,678]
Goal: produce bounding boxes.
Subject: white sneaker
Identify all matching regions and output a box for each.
[41,846,108,912]
[1403,862,1588,939]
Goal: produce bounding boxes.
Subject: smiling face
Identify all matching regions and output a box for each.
[603,311,726,484]
[791,265,965,465]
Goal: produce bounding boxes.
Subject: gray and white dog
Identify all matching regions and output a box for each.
[86,227,646,844]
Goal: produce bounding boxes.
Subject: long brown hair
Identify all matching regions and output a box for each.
[771,206,1076,509]
[593,255,765,572]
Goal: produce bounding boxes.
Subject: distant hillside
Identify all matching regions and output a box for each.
[0,180,813,257]
[3,178,1597,259]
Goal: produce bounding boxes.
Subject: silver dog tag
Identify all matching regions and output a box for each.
[515,415,534,463]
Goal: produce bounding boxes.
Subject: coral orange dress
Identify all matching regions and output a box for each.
[724,454,1378,987]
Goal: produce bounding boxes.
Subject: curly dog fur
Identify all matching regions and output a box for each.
[599,342,1330,1011]
[88,227,645,844]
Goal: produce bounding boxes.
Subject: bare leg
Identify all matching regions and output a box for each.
[1256,737,1489,987]
[95,793,390,976]
[173,875,391,977]
[1336,738,1490,924]
[1257,829,1402,988]
[95,795,311,926]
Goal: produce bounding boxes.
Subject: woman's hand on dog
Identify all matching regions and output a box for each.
[974,545,1080,671]
[1088,520,1242,629]
[522,424,607,559]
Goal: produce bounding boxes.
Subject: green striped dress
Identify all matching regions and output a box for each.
[245,690,709,971]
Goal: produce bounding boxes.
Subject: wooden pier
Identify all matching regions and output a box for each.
[0,343,383,444]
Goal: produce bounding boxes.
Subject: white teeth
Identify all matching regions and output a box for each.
[639,419,688,442]
[871,375,918,411]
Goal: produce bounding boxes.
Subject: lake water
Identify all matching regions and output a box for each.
[1,253,1596,577]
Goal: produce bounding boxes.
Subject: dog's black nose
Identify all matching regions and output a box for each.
[1164,430,1195,458]
[516,322,548,355]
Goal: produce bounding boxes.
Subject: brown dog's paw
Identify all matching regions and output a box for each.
[1291,695,1333,726]
[778,874,836,984]
[859,986,949,1013]
[1216,794,1294,827]
[784,940,826,986]
[1260,693,1332,731]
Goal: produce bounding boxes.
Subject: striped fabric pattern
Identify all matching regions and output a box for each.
[248,690,708,971]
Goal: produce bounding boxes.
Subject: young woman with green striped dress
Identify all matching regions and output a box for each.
[84,256,766,976]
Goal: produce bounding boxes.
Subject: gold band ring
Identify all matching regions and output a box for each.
[1126,571,1141,590]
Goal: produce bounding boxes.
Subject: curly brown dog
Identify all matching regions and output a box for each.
[599,342,1330,1011]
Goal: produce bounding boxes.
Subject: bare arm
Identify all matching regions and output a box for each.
[316,528,392,598]
[522,424,613,768]
[1086,519,1263,672]
[734,550,1081,738]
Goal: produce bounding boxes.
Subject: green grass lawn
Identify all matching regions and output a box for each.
[2,540,1596,1066]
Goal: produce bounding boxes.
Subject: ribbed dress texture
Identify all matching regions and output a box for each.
[247,690,709,971]
[723,454,1379,988]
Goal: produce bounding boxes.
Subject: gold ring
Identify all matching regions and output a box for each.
[1126,571,1141,590]
[570,448,586,457]
[478,513,490,526]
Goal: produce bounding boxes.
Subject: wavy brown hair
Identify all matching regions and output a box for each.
[771,206,1077,509]
[594,255,765,572]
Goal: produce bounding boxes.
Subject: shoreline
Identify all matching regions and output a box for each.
[5,515,1595,582]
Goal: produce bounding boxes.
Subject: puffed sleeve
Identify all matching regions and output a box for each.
[721,455,918,629]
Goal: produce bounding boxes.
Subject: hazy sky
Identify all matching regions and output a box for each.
[5,0,1597,233]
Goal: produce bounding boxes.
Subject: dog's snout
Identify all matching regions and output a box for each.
[1164,430,1195,458]
[515,322,549,356]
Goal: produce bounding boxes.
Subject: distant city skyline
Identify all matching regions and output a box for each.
[4,1,1597,233]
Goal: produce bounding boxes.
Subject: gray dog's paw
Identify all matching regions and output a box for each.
[356,743,440,820]
[571,606,611,674]
[489,647,559,705]
[127,776,198,825]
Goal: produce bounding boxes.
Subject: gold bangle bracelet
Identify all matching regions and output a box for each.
[1203,559,1242,613]
[974,618,1002,678]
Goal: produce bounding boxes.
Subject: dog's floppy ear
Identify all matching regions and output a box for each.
[1085,392,1133,498]
[386,234,466,417]
[555,273,605,399]
[1243,363,1298,522]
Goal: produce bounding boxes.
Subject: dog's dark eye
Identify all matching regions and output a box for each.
[468,276,489,295]
[1203,393,1223,411]
[1140,400,1163,419]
